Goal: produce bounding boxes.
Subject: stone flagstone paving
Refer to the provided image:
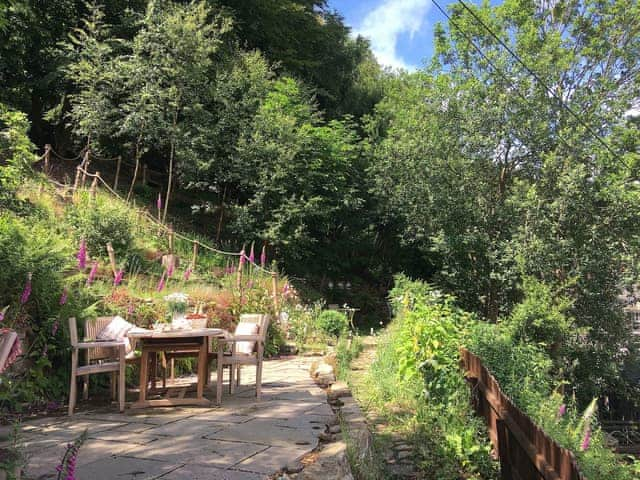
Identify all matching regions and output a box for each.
[20,356,329,480]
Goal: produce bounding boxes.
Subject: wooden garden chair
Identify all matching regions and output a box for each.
[68,316,138,415]
[211,314,270,404]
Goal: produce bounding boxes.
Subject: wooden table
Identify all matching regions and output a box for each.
[128,328,226,408]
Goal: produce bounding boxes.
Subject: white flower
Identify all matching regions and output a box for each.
[164,292,189,303]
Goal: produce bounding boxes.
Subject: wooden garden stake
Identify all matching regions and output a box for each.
[73,166,81,196]
[272,272,279,314]
[89,172,99,199]
[191,242,199,271]
[106,242,117,276]
[81,149,90,188]
[114,156,122,191]
[43,144,51,174]
[168,224,174,254]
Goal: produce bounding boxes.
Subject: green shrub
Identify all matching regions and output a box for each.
[316,310,349,337]
[335,335,363,380]
[65,193,135,258]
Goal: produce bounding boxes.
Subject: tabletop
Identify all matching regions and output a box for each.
[127,327,227,339]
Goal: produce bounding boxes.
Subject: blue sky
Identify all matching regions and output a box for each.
[327,0,493,71]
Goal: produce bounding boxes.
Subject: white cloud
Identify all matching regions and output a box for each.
[355,0,431,70]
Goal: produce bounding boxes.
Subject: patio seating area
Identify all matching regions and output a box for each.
[20,356,329,480]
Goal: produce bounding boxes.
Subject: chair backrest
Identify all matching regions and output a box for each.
[69,316,117,361]
[238,313,271,346]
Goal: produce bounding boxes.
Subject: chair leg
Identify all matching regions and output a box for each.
[119,347,126,413]
[256,360,263,400]
[236,365,241,387]
[68,350,78,416]
[82,375,89,400]
[110,372,117,401]
[170,358,175,382]
[229,364,235,394]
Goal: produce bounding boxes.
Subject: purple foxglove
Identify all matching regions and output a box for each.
[183,267,192,281]
[156,272,166,292]
[77,239,87,270]
[127,304,135,316]
[283,282,290,295]
[167,259,175,278]
[260,245,266,267]
[580,427,591,451]
[239,249,246,267]
[20,273,32,304]
[0,307,5,323]
[85,262,98,287]
[52,320,59,336]
[248,244,255,264]
[557,404,566,418]
[157,192,162,212]
[113,269,124,286]
[59,288,68,306]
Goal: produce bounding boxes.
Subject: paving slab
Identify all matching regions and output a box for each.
[123,436,268,468]
[76,456,180,479]
[158,465,267,480]
[233,445,311,474]
[204,418,319,449]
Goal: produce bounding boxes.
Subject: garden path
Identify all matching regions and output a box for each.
[20,356,330,480]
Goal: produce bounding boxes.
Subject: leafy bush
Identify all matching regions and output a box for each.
[360,275,498,479]
[65,193,135,258]
[316,310,349,337]
[335,335,363,381]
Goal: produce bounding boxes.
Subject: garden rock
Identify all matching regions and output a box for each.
[327,381,351,401]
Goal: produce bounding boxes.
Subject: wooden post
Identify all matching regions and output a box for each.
[142,164,148,186]
[73,166,82,195]
[168,224,174,254]
[236,252,244,290]
[106,242,117,276]
[271,272,279,315]
[191,242,198,271]
[43,144,51,174]
[113,156,122,191]
[81,149,90,188]
[89,172,99,199]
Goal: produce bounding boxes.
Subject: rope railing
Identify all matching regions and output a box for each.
[73,165,275,271]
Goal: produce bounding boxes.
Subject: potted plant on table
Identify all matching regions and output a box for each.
[164,293,189,329]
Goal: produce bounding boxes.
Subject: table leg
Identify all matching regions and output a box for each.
[217,341,223,405]
[139,347,149,404]
[197,337,207,400]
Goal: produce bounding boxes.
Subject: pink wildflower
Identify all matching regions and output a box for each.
[113,269,124,286]
[580,427,591,451]
[557,404,566,418]
[52,320,59,336]
[282,282,290,296]
[85,262,98,287]
[20,273,32,304]
[77,239,87,270]
[157,192,162,212]
[59,288,68,306]
[248,244,255,264]
[127,304,135,316]
[247,280,254,289]
[167,259,175,278]
[156,272,166,292]
[239,249,246,267]
[260,245,267,267]
[183,267,192,281]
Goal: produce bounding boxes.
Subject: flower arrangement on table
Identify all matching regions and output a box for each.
[162,293,190,329]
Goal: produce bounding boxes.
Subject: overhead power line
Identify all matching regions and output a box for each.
[456,0,623,163]
[429,0,580,156]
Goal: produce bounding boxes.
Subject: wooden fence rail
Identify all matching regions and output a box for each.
[460,348,585,480]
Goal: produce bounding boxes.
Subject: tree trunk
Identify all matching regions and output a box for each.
[162,110,178,224]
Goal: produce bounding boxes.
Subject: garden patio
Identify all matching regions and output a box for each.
[18,356,330,480]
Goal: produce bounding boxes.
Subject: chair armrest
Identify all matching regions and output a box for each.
[76,340,126,349]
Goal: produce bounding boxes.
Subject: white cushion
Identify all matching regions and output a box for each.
[234,322,259,355]
[97,316,134,354]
